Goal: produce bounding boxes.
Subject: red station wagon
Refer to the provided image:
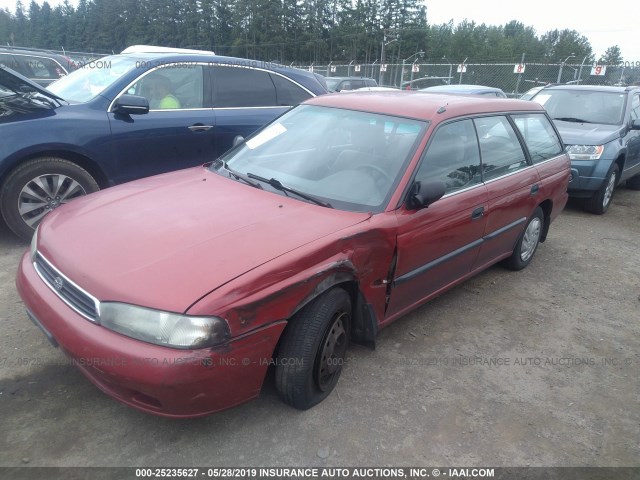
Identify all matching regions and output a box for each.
[17,92,570,417]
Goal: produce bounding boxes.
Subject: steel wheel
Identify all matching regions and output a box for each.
[315,311,349,392]
[18,174,88,228]
[520,216,542,262]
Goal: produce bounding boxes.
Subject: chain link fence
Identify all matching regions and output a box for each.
[298,62,640,96]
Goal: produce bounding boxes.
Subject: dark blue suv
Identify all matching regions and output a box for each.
[531,85,640,214]
[0,46,327,239]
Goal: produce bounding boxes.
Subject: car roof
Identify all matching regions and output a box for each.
[540,84,630,93]
[421,84,503,93]
[326,76,376,81]
[305,91,544,121]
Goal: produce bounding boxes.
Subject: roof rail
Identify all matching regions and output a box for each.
[121,45,215,55]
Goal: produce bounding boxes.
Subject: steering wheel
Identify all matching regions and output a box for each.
[355,164,393,185]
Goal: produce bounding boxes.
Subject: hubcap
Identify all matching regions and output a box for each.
[315,311,349,392]
[520,217,542,262]
[18,174,87,228]
[603,172,616,208]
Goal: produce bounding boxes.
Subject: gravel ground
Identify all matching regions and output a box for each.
[0,188,638,468]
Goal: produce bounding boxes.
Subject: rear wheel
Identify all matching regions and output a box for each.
[0,157,99,241]
[275,288,351,410]
[584,164,619,214]
[504,207,544,271]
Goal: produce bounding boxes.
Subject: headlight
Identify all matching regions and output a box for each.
[99,302,230,349]
[566,144,604,160]
[30,226,39,261]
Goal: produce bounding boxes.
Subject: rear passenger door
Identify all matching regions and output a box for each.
[209,65,313,158]
[511,112,567,204]
[471,115,540,270]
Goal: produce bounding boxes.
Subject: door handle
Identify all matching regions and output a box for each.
[530,184,540,195]
[471,206,484,220]
[189,124,214,132]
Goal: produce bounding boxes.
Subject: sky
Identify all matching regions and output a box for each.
[1,0,638,62]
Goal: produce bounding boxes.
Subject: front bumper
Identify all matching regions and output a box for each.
[567,158,614,195]
[16,251,286,418]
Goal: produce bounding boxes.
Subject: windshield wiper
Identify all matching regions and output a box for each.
[246,172,333,208]
[554,117,592,124]
[220,161,263,189]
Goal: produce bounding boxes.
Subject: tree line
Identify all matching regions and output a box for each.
[0,0,624,65]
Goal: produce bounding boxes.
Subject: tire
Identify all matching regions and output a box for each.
[0,157,99,241]
[584,164,619,214]
[626,174,640,191]
[275,288,351,410]
[504,207,544,271]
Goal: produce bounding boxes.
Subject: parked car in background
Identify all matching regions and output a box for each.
[0,46,77,86]
[520,85,546,100]
[325,76,378,92]
[419,84,507,98]
[0,46,328,240]
[17,92,570,417]
[531,85,640,213]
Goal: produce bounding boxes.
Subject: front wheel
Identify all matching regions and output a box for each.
[0,157,99,241]
[504,207,544,271]
[275,288,351,410]
[584,164,619,214]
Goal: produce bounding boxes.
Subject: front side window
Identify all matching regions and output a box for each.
[474,115,528,181]
[415,119,482,194]
[212,66,276,107]
[23,56,66,79]
[214,105,426,212]
[127,65,204,110]
[533,89,626,125]
[512,113,563,163]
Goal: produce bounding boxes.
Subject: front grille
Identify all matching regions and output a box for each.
[34,252,100,322]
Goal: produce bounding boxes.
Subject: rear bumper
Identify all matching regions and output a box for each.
[16,251,286,418]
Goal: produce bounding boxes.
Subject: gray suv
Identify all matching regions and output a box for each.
[531,85,640,214]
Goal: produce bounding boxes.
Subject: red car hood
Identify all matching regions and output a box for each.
[37,167,370,312]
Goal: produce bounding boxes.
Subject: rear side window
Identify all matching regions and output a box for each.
[512,113,563,163]
[415,119,482,194]
[213,66,276,107]
[474,116,528,181]
[270,74,311,106]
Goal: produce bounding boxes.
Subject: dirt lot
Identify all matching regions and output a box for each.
[0,189,639,468]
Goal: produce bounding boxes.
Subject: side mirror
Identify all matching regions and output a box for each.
[232,135,245,147]
[630,119,640,131]
[112,94,149,115]
[409,181,446,209]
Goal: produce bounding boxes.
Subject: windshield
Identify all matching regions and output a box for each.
[47,56,138,102]
[533,89,626,125]
[212,104,426,212]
